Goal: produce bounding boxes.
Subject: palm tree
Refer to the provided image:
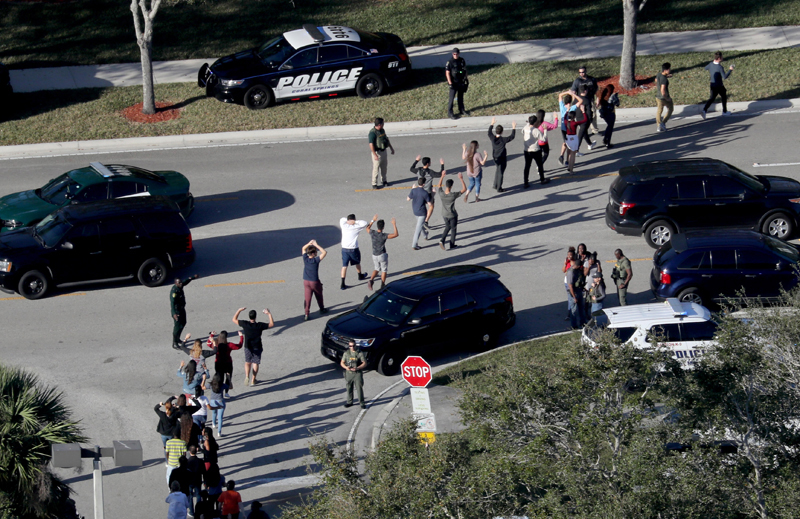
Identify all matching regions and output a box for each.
[0,364,86,518]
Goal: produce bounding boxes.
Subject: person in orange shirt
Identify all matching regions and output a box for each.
[217,480,242,519]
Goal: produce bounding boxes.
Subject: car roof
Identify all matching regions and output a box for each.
[600,298,711,326]
[618,158,735,180]
[386,265,501,300]
[671,230,766,253]
[67,163,157,185]
[283,25,362,50]
[56,195,181,222]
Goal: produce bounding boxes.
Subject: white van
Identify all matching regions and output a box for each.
[581,298,718,369]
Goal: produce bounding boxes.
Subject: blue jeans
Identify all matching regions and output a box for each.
[591,302,603,314]
[189,485,200,513]
[160,434,171,449]
[211,405,225,434]
[467,172,482,197]
[192,414,206,430]
[412,215,428,248]
[569,291,585,329]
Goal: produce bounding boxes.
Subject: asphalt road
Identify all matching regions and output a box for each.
[2,107,799,518]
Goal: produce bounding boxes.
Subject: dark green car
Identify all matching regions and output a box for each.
[0,162,194,230]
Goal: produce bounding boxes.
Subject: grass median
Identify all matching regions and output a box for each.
[2,0,799,67]
[2,48,798,147]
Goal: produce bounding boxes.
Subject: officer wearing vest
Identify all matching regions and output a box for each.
[445,48,468,120]
[613,249,633,306]
[170,274,199,349]
[340,341,367,409]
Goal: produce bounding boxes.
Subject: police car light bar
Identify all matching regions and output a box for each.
[90,162,117,178]
[666,298,689,317]
[303,24,325,43]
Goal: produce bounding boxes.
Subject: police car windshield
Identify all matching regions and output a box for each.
[40,173,81,205]
[360,290,416,325]
[256,36,296,67]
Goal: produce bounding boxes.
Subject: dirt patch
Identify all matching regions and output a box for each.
[597,74,655,97]
[121,101,182,123]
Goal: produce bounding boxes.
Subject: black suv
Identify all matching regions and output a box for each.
[606,158,800,248]
[0,197,195,299]
[320,265,515,375]
[650,230,800,307]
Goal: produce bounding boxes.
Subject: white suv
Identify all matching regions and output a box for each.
[581,298,718,369]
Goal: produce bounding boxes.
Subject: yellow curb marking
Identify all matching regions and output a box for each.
[204,280,285,287]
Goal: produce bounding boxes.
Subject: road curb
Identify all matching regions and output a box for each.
[1,98,799,160]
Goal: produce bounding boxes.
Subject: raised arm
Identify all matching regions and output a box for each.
[457,172,467,194]
[232,307,245,325]
[264,309,275,329]
[312,239,327,261]
[387,217,399,239]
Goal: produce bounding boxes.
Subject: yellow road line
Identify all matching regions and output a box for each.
[0,296,23,301]
[204,280,285,287]
[197,197,239,202]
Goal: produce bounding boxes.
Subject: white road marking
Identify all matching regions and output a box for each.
[753,162,800,167]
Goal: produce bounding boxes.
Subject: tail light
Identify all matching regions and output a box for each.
[660,271,671,285]
[619,202,636,216]
[185,234,193,252]
[505,295,513,304]
[398,53,408,62]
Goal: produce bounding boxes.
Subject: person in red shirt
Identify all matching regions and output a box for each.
[208,330,243,397]
[217,480,242,519]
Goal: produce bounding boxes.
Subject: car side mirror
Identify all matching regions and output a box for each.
[408,318,421,325]
[739,192,746,200]
[61,241,73,250]
[279,63,292,71]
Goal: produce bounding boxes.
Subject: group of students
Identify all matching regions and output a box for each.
[563,243,607,329]
[158,326,272,518]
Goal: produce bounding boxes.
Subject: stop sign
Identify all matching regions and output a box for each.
[401,356,432,387]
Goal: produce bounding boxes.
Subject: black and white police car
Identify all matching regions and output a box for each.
[198,24,412,110]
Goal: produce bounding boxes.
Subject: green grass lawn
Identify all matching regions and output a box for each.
[2,49,798,147]
[2,0,799,67]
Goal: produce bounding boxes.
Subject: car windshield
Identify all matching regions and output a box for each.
[34,213,71,247]
[763,234,800,263]
[359,290,416,325]
[727,165,765,193]
[256,36,296,67]
[40,173,81,205]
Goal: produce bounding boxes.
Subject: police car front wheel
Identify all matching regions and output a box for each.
[244,84,274,110]
[356,73,385,99]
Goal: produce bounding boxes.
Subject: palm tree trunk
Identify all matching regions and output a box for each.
[620,0,639,90]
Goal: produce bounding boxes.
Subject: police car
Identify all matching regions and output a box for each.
[581,299,719,369]
[198,24,412,109]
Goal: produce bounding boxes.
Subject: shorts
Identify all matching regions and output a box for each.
[566,134,580,151]
[372,253,388,273]
[244,348,262,364]
[341,248,361,267]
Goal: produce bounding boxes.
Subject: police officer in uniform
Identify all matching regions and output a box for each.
[613,249,632,306]
[445,48,468,120]
[170,274,199,349]
[340,341,367,409]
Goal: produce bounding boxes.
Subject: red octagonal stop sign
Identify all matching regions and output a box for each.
[401,356,432,387]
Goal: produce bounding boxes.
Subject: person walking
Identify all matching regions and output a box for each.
[155,401,179,454]
[202,427,219,471]
[701,52,734,118]
[217,480,242,519]
[368,117,395,189]
[557,92,582,165]
[488,117,516,192]
[407,178,433,250]
[570,65,599,135]
[341,341,367,409]
[410,156,443,219]
[436,170,467,250]
[565,258,586,329]
[339,214,370,290]
[202,463,225,513]
[445,48,468,119]
[597,85,620,147]
[522,114,555,187]
[190,387,211,430]
[655,62,673,132]
[366,215,399,291]
[535,109,559,174]
[462,141,488,203]
[613,248,633,306]
[165,431,187,484]
[166,480,191,519]
[301,239,328,321]
[573,85,596,154]
[186,445,205,514]
[564,107,588,174]
[232,307,274,386]
[177,360,206,400]
[208,330,242,397]
[170,274,199,350]
[206,373,229,437]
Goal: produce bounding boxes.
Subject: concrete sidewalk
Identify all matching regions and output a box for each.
[9,25,800,93]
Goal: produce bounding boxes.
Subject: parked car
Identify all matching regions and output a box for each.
[198,24,412,109]
[605,158,800,248]
[0,162,194,231]
[320,265,515,375]
[0,197,195,299]
[582,298,719,369]
[649,230,800,307]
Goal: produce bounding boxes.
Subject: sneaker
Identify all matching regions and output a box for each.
[344,402,353,408]
[319,307,329,314]
[606,143,614,149]
[449,244,459,250]
[558,155,565,166]
[576,152,584,157]
[382,181,389,187]
[460,110,470,116]
[497,187,505,193]
[367,279,374,291]
[216,431,223,438]
[449,113,458,120]
[439,242,445,250]
[541,178,551,185]
[412,246,421,251]
[224,392,230,398]
[701,110,707,120]
[661,123,668,131]
[304,314,309,321]
[722,111,732,116]
[360,403,366,409]
[244,376,250,386]
[210,422,215,428]
[358,273,368,280]
[340,284,347,290]
[656,124,663,132]
[587,141,597,150]
[372,185,379,190]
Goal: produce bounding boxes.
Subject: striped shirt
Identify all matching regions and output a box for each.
[165,438,186,467]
